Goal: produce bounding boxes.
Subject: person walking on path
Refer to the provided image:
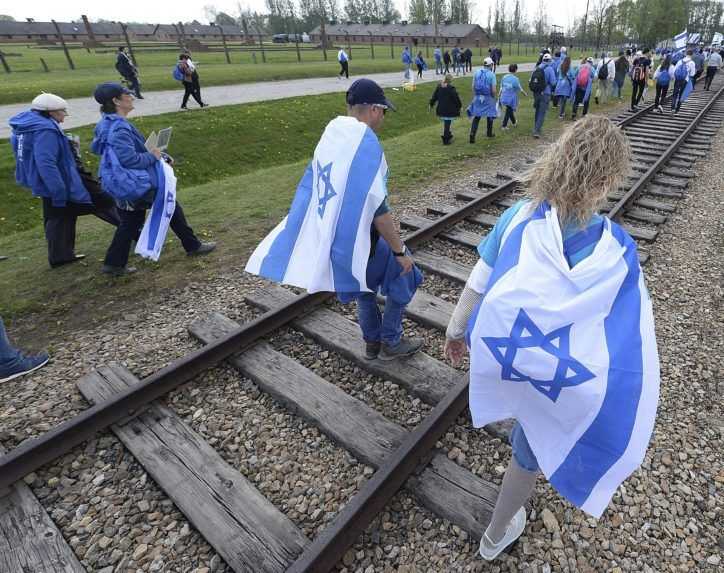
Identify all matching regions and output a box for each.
[467,57,498,142]
[177,54,208,110]
[530,53,557,138]
[692,48,705,88]
[499,64,526,130]
[337,48,349,79]
[671,50,696,114]
[401,46,412,81]
[571,57,594,120]
[429,73,462,144]
[0,316,49,383]
[452,46,462,76]
[443,115,659,561]
[594,52,615,105]
[653,55,674,113]
[115,47,143,99]
[434,46,443,75]
[554,56,576,118]
[91,83,216,276]
[415,51,426,79]
[704,48,722,90]
[613,50,630,100]
[464,47,473,73]
[9,93,120,269]
[443,50,452,75]
[245,79,424,361]
[629,49,652,111]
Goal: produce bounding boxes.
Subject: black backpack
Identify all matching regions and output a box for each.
[598,60,609,80]
[529,67,546,93]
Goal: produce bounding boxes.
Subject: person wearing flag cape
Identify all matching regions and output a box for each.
[443,116,660,560]
[671,50,696,114]
[245,79,424,361]
[90,82,215,276]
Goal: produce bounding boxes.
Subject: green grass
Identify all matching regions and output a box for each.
[0,41,591,105]
[1,73,633,329]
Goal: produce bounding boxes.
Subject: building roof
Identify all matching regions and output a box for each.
[310,23,487,38]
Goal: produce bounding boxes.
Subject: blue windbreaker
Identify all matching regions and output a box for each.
[499,74,522,109]
[9,110,90,207]
[91,114,159,192]
[467,69,498,118]
[554,67,577,98]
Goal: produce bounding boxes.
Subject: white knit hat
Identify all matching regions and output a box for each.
[30,93,68,112]
[483,57,494,66]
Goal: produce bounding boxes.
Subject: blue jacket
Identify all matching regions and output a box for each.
[468,69,498,118]
[91,114,159,191]
[499,73,522,109]
[10,110,91,207]
[539,63,558,95]
[554,68,577,98]
[401,50,412,64]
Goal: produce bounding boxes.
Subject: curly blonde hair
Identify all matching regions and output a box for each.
[523,115,631,227]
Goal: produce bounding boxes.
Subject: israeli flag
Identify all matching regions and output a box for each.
[245,116,387,293]
[468,202,660,518]
[713,32,723,47]
[688,33,701,45]
[135,161,176,261]
[674,29,688,49]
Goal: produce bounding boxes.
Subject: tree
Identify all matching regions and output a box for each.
[408,0,427,23]
[533,0,548,44]
[449,0,472,24]
[0,14,16,21]
[379,0,401,22]
[426,0,447,27]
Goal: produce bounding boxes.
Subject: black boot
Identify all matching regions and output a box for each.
[469,134,475,144]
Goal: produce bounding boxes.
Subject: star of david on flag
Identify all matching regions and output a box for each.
[316,161,336,218]
[482,308,595,402]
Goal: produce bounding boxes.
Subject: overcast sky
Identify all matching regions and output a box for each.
[3,1,588,32]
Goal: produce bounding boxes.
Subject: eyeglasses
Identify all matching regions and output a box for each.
[372,104,388,115]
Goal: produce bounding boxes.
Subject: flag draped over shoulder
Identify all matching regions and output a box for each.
[245,116,388,293]
[467,202,660,518]
[135,161,176,261]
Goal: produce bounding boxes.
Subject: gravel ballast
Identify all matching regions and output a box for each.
[0,109,721,572]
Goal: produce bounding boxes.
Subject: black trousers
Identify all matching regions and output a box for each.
[123,74,142,97]
[630,79,645,107]
[572,87,590,117]
[704,66,718,90]
[182,73,203,107]
[692,69,702,88]
[417,64,423,77]
[443,62,450,74]
[42,196,120,267]
[654,83,669,107]
[339,60,349,78]
[441,119,453,144]
[502,106,516,127]
[470,116,494,138]
[671,79,687,111]
[103,201,201,268]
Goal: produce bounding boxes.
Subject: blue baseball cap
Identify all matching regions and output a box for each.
[345,79,396,111]
[93,82,132,104]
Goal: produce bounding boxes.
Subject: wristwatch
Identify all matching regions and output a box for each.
[393,245,407,257]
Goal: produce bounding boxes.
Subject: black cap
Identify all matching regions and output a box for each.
[93,82,131,104]
[345,79,396,111]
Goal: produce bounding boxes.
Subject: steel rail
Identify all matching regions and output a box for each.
[609,84,724,220]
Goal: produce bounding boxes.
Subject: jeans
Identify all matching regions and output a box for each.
[104,200,201,268]
[654,83,669,107]
[671,79,687,111]
[596,78,610,103]
[611,78,624,98]
[470,116,494,138]
[355,292,404,346]
[0,317,22,373]
[510,422,540,472]
[533,92,550,134]
[631,79,645,108]
[558,97,568,116]
[435,59,443,74]
[704,66,718,90]
[572,87,590,117]
[442,119,452,142]
[502,105,516,127]
[404,63,411,80]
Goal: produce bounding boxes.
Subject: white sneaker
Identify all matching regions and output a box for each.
[478,507,526,561]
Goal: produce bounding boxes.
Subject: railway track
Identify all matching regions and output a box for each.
[2,80,723,573]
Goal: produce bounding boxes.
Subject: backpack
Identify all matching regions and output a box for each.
[99,122,154,202]
[172,64,184,81]
[656,67,670,85]
[674,62,689,81]
[474,70,491,94]
[598,60,609,80]
[631,61,644,82]
[576,65,591,88]
[529,67,546,93]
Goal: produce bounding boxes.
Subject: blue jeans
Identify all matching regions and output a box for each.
[510,422,540,472]
[355,292,404,346]
[0,317,22,373]
[404,64,411,80]
[533,92,550,134]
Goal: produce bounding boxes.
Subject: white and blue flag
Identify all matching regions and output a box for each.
[245,116,387,293]
[674,29,688,49]
[135,161,176,261]
[713,32,723,47]
[468,202,660,518]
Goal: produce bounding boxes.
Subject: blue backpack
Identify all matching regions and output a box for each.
[657,67,670,85]
[474,70,491,94]
[674,62,689,81]
[99,122,154,202]
[172,64,184,81]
